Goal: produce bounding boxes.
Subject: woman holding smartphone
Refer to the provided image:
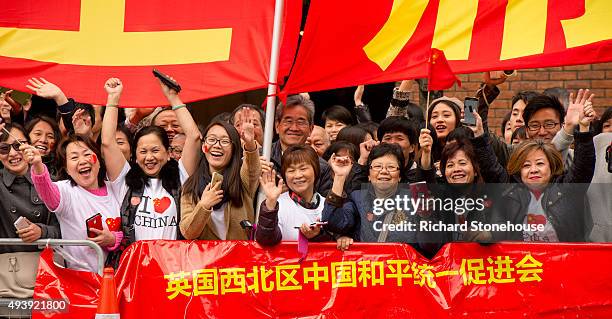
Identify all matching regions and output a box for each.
[256,145,330,246]
[180,113,260,240]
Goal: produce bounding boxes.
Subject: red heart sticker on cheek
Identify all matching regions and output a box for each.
[203,145,209,153]
[90,154,97,164]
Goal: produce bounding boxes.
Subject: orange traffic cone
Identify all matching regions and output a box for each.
[95,267,120,319]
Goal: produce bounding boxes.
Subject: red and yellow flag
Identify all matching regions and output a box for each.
[283,0,612,94]
[0,0,301,106]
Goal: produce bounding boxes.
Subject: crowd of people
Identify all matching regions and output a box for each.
[0,71,611,298]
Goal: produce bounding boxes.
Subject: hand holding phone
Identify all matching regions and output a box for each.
[14,216,31,230]
[85,213,104,238]
[152,69,181,93]
[463,97,479,126]
[211,172,224,186]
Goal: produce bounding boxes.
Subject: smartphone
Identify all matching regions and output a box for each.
[152,69,182,93]
[14,216,30,230]
[463,97,479,126]
[85,213,104,238]
[211,172,224,186]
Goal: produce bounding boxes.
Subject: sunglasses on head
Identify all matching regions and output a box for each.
[0,141,27,155]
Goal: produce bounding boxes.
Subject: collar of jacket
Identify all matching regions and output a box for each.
[2,167,33,187]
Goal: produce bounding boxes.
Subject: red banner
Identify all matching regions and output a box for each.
[283,0,612,94]
[0,0,301,107]
[32,241,612,318]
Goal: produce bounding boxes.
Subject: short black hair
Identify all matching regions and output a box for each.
[336,126,370,152]
[522,94,565,125]
[322,140,359,162]
[367,143,405,169]
[377,116,418,146]
[447,126,475,144]
[511,126,527,144]
[405,102,425,125]
[322,105,354,126]
[595,107,612,135]
[355,121,379,141]
[511,91,539,109]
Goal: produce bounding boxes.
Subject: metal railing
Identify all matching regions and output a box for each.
[0,239,104,275]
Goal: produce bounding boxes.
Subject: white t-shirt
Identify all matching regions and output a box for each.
[131,160,188,241]
[53,162,130,272]
[276,192,325,241]
[211,203,228,240]
[522,192,559,242]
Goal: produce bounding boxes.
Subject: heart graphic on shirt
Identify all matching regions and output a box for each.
[527,214,546,225]
[153,197,171,214]
[106,217,121,232]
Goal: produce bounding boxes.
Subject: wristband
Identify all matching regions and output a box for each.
[172,104,186,111]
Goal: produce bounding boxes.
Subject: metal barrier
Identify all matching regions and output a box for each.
[0,239,104,275]
[0,239,104,318]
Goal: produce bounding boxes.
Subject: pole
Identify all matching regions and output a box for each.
[258,0,286,220]
[425,90,431,128]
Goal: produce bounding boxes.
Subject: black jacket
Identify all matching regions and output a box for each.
[471,131,595,242]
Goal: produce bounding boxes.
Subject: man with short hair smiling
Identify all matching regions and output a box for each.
[271,95,332,196]
[509,91,539,132]
[152,109,183,143]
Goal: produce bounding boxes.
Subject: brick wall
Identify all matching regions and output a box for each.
[409,62,612,136]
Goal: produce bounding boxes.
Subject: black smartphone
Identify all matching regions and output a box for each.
[463,97,479,126]
[152,69,182,93]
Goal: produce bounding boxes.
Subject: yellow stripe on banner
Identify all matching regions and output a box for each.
[561,0,612,48]
[431,0,478,60]
[0,0,232,66]
[500,0,547,60]
[363,0,429,71]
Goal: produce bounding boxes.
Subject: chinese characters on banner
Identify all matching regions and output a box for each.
[33,241,612,318]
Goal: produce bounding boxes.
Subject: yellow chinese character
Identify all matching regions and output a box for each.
[303,262,330,290]
[460,258,487,285]
[515,255,543,282]
[412,263,436,288]
[357,261,385,287]
[246,266,275,293]
[164,271,193,300]
[275,265,302,291]
[487,256,516,284]
[192,268,219,296]
[219,268,247,294]
[331,261,357,288]
[385,260,412,286]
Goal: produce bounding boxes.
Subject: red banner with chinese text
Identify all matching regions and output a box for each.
[32,241,612,319]
[283,0,612,95]
[0,0,301,107]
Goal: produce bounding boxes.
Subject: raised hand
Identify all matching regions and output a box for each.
[465,111,484,138]
[26,78,67,104]
[329,153,353,178]
[483,71,507,88]
[104,78,123,96]
[20,144,43,167]
[157,75,181,106]
[260,169,284,210]
[358,139,379,165]
[200,180,224,211]
[72,108,92,137]
[419,128,433,154]
[354,85,364,106]
[565,89,595,130]
[238,108,257,151]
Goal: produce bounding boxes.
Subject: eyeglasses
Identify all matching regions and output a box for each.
[527,121,559,132]
[0,141,27,155]
[169,146,183,155]
[0,142,27,155]
[370,164,400,173]
[204,136,232,147]
[280,118,309,128]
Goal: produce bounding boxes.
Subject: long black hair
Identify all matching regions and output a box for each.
[125,126,179,193]
[182,121,243,207]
